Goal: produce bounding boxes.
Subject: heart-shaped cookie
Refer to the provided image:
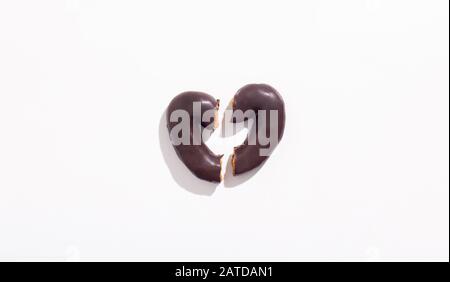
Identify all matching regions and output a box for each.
[166,84,285,183]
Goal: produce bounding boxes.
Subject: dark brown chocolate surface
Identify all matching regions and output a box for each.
[166,92,222,182]
[231,84,285,175]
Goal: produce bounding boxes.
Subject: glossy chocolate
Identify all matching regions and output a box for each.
[231,84,285,175]
[166,92,222,182]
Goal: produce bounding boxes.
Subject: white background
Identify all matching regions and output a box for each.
[0,0,448,261]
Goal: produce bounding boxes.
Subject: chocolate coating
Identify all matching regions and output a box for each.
[166,92,222,182]
[231,84,285,175]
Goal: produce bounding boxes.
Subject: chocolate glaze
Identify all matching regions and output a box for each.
[166,92,222,182]
[231,84,285,175]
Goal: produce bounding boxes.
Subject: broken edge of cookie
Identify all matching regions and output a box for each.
[215,99,224,182]
[214,99,220,129]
